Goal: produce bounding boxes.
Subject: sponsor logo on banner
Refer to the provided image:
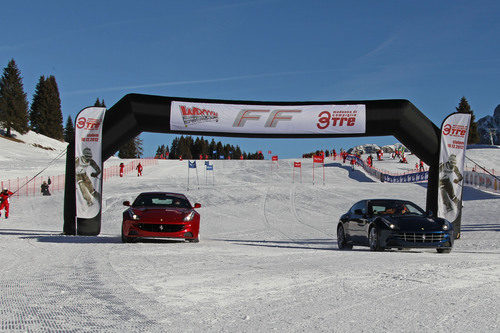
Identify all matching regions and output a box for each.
[272,156,278,161]
[294,162,301,168]
[178,105,219,127]
[75,107,106,219]
[313,155,324,163]
[438,113,471,225]
[170,101,366,134]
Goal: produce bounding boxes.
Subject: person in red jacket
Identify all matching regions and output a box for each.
[119,162,125,177]
[0,188,14,219]
[136,163,143,176]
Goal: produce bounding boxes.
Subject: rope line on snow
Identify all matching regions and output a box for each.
[10,147,68,196]
[465,156,500,181]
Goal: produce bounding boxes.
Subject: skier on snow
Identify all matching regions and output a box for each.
[119,162,125,177]
[0,188,14,219]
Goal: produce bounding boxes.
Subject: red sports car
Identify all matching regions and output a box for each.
[122,192,201,243]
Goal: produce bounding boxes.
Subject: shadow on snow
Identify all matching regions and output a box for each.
[325,162,375,183]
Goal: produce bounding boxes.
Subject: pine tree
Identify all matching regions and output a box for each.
[118,135,143,158]
[456,96,480,144]
[93,98,106,107]
[155,145,164,158]
[209,139,216,158]
[30,75,63,140]
[178,136,192,159]
[0,59,29,136]
[64,115,74,142]
[46,76,63,139]
[135,136,143,158]
[30,75,46,133]
[169,137,179,159]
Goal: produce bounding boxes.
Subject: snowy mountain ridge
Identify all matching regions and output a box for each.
[477,104,500,145]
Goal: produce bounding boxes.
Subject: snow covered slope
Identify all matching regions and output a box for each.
[0,137,498,331]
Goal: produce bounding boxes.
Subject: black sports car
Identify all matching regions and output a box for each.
[337,199,453,253]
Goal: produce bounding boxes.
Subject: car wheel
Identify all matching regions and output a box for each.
[121,225,134,243]
[187,233,200,243]
[337,225,352,250]
[436,248,451,254]
[369,226,384,251]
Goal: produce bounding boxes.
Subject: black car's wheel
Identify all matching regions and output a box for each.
[337,225,352,250]
[436,248,452,254]
[369,226,384,251]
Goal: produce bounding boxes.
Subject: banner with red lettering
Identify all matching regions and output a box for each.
[438,112,471,237]
[74,107,106,219]
[312,155,325,185]
[293,161,302,183]
[313,155,324,163]
[170,101,366,134]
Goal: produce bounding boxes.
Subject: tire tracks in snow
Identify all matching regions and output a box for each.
[289,184,334,239]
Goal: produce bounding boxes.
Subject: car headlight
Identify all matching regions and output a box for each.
[442,223,449,231]
[381,218,397,230]
[183,211,195,222]
[129,210,140,220]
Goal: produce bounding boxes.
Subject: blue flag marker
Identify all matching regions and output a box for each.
[204,161,209,166]
[206,164,213,171]
[188,161,197,168]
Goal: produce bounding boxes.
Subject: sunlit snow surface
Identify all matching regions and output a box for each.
[0,133,499,332]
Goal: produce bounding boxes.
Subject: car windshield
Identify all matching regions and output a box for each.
[132,194,191,209]
[369,200,425,217]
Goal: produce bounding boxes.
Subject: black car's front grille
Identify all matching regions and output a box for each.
[137,223,185,233]
[396,232,445,243]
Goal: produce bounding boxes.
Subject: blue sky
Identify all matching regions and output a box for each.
[2,0,499,158]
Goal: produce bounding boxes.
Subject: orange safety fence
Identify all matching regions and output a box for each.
[1,158,158,198]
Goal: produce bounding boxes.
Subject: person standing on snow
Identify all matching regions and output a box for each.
[136,163,143,176]
[0,188,14,219]
[119,162,125,177]
[41,181,51,196]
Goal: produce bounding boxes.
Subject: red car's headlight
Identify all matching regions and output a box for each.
[183,211,195,222]
[128,210,140,220]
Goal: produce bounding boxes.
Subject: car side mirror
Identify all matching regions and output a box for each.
[123,201,130,206]
[194,203,201,209]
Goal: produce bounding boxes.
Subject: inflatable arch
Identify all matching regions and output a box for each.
[64,94,441,235]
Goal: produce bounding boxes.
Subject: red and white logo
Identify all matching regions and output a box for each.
[442,124,468,137]
[76,117,101,130]
[294,162,301,168]
[316,110,359,130]
[179,105,219,127]
[313,155,324,163]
